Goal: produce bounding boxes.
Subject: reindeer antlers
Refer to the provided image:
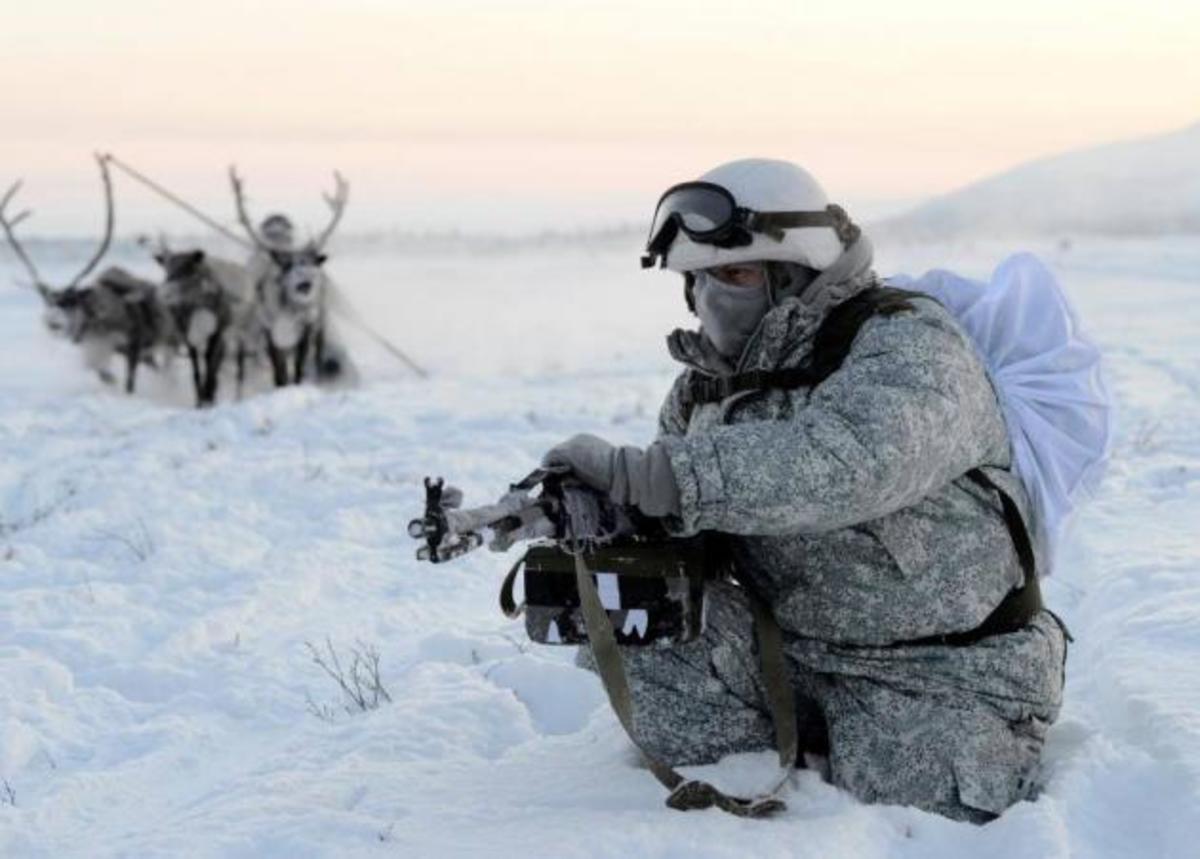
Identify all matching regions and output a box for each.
[0,178,44,290]
[1,155,116,292]
[229,165,349,253]
[314,171,349,250]
[228,165,275,254]
[68,153,116,289]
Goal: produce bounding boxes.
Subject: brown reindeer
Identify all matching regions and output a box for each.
[0,155,171,393]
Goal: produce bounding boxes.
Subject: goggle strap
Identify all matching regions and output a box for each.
[641,202,860,268]
[747,205,860,247]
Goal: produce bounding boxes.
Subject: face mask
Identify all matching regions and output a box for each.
[692,270,771,359]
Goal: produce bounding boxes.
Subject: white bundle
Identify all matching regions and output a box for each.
[889,253,1113,572]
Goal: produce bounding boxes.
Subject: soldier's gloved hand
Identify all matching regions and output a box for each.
[541,433,682,519]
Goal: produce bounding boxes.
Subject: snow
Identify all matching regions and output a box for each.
[877,122,1200,239]
[1,233,1199,857]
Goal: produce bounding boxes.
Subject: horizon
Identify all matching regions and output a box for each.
[2,0,1197,237]
[7,117,1195,243]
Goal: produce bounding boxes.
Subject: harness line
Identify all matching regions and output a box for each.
[102,153,429,379]
[102,153,251,250]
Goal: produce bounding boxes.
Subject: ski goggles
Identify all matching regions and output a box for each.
[641,181,860,269]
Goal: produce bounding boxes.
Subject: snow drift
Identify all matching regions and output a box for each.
[877,122,1200,240]
[0,235,1198,857]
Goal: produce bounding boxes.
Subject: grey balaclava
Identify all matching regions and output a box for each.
[691,262,820,359]
[671,235,877,372]
[692,271,771,359]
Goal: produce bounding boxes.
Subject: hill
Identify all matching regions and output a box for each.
[877,122,1200,239]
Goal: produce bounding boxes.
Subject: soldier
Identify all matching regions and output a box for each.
[243,213,295,287]
[259,213,295,248]
[540,159,1068,822]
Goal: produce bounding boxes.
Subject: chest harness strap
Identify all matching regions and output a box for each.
[680,287,1045,644]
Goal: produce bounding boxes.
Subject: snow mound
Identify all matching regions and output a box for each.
[878,122,1200,239]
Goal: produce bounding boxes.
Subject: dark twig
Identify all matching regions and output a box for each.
[86,518,155,562]
[305,637,392,715]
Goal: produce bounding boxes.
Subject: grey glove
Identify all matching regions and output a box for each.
[542,433,682,518]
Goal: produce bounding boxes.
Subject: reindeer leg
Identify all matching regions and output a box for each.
[265,332,287,387]
[236,344,247,400]
[294,326,311,384]
[125,340,140,394]
[187,345,203,407]
[313,326,330,381]
[203,333,226,405]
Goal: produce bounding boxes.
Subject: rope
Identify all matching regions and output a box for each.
[101,153,251,250]
[328,301,429,379]
[103,153,428,379]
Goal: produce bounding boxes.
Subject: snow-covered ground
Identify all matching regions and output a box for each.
[1,234,1198,857]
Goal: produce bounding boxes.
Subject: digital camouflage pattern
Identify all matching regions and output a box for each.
[598,285,1068,821]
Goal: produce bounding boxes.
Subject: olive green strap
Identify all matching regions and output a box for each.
[748,590,798,774]
[572,551,788,817]
[499,554,525,618]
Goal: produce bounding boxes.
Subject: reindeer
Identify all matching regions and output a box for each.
[0,155,171,393]
[152,245,258,407]
[229,166,348,387]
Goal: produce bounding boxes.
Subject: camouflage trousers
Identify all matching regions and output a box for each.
[579,581,1067,823]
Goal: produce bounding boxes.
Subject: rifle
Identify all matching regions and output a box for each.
[403,467,792,818]
[407,469,567,564]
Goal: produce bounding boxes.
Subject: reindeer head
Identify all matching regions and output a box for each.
[1,154,116,341]
[154,249,223,314]
[40,286,94,340]
[155,248,209,287]
[267,245,329,309]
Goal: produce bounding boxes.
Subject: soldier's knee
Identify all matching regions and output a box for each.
[824,684,1043,822]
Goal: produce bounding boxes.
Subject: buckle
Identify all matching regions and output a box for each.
[686,374,727,405]
[826,204,861,247]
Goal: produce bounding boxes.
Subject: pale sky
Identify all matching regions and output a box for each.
[2,0,1197,235]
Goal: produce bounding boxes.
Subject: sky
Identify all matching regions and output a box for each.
[1,0,1197,236]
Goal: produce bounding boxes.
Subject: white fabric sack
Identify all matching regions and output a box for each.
[888,253,1113,572]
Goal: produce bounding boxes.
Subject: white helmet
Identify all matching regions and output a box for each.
[642,158,859,273]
